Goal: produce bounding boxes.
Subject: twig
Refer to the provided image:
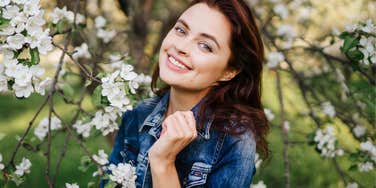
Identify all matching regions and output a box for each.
[276,70,290,188]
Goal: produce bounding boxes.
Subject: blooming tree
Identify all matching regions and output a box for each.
[0,0,375,187]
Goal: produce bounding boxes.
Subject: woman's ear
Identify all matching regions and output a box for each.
[218,68,239,82]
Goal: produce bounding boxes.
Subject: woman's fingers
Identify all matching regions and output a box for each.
[161,111,197,142]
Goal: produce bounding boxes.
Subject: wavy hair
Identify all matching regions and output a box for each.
[151,0,269,158]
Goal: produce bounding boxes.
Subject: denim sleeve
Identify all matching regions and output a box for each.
[100,109,139,187]
[206,132,256,188]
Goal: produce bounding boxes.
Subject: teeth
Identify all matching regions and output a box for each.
[168,56,186,69]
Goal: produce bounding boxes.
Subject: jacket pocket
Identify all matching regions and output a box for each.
[185,162,212,188]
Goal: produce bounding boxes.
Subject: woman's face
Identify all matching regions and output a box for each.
[158,3,234,94]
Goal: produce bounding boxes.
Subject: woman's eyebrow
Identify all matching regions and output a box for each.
[177,19,221,49]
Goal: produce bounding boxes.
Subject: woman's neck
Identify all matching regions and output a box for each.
[166,87,209,116]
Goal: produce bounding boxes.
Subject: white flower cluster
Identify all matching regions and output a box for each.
[263,108,275,121]
[321,101,336,118]
[49,6,85,25]
[101,64,151,109]
[15,157,31,177]
[251,181,267,188]
[352,125,366,138]
[0,54,51,97]
[0,153,4,170]
[91,106,122,136]
[0,0,53,54]
[73,120,92,138]
[65,183,79,188]
[266,51,285,69]
[34,116,62,141]
[254,152,263,169]
[94,16,116,43]
[345,19,376,65]
[346,182,358,188]
[72,43,91,60]
[314,126,344,158]
[273,3,288,19]
[358,141,376,172]
[92,149,109,166]
[107,163,137,188]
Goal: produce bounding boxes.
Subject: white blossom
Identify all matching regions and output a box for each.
[314,126,343,158]
[12,0,27,5]
[0,24,16,36]
[6,33,25,50]
[108,163,137,188]
[359,141,376,160]
[345,24,359,33]
[65,183,79,188]
[321,101,336,118]
[0,0,11,7]
[0,75,8,92]
[361,19,375,33]
[252,181,267,188]
[25,13,45,36]
[263,108,275,121]
[73,120,92,138]
[23,0,40,16]
[34,77,51,95]
[120,64,137,81]
[2,5,20,20]
[92,149,109,165]
[358,162,374,172]
[34,117,62,141]
[10,11,28,33]
[273,4,288,19]
[50,6,68,24]
[254,153,262,169]
[72,43,91,60]
[15,157,32,176]
[266,51,285,69]
[95,16,106,28]
[0,153,4,170]
[4,58,18,77]
[346,182,358,188]
[353,125,366,138]
[97,28,116,43]
[13,83,34,98]
[277,24,296,39]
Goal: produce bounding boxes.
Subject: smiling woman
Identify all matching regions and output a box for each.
[102,0,269,187]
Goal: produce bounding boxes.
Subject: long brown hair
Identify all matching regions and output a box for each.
[151,0,269,158]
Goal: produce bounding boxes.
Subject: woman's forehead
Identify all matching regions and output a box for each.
[179,3,232,45]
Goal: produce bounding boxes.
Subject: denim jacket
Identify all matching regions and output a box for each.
[101,90,256,188]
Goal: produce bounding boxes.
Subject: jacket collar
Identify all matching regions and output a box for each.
[139,90,212,140]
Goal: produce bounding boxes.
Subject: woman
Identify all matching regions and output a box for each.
[103,0,269,187]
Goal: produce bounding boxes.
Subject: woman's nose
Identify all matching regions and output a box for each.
[175,39,190,56]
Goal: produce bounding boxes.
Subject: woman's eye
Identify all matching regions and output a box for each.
[174,26,185,35]
[199,42,213,52]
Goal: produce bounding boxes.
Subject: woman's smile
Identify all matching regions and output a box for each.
[166,54,192,73]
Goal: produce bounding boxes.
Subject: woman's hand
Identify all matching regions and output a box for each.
[148,110,197,170]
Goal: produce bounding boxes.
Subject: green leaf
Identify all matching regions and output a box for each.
[56,20,65,33]
[62,84,75,98]
[29,48,40,65]
[341,36,359,53]
[339,31,350,39]
[84,80,92,87]
[92,86,103,107]
[0,17,10,27]
[78,155,91,172]
[347,49,364,62]
[348,164,358,171]
[104,181,117,188]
